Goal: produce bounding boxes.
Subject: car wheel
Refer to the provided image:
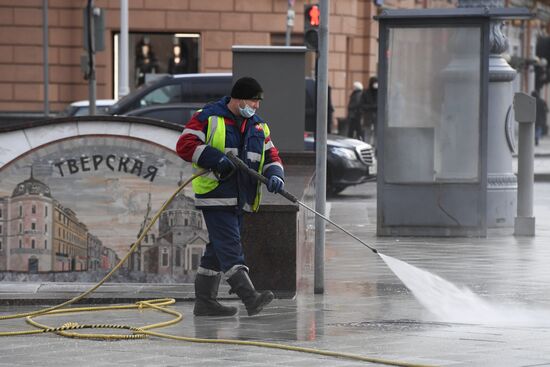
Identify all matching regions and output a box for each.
[328,184,347,196]
[327,169,347,196]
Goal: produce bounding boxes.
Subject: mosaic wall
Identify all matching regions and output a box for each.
[0,135,207,283]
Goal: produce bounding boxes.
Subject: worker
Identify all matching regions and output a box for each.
[176,77,285,317]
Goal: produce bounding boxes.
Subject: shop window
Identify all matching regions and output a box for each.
[113,32,200,95]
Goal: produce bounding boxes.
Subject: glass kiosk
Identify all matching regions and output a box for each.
[376,8,530,237]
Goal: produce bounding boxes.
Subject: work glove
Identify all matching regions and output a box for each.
[267,176,284,194]
[215,155,236,181]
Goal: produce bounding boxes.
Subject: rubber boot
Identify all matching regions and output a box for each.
[227,269,274,316]
[193,273,238,317]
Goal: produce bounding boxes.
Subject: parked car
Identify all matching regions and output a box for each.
[107,73,232,116]
[125,103,202,126]
[304,132,376,195]
[107,73,322,131]
[59,99,117,117]
[125,103,376,195]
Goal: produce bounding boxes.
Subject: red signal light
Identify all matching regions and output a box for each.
[307,5,320,27]
[304,4,320,50]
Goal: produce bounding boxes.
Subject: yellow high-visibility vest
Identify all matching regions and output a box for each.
[192,116,268,212]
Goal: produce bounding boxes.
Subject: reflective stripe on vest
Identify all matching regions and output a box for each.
[250,123,269,212]
[192,116,226,194]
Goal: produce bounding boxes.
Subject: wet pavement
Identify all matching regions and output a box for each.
[2,138,550,366]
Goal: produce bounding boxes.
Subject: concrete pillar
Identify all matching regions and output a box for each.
[486,45,518,228]
[459,0,517,228]
[513,92,536,236]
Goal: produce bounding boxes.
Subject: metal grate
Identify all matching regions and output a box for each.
[356,146,374,165]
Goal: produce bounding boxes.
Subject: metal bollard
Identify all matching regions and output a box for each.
[513,92,536,236]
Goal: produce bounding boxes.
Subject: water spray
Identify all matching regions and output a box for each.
[228,153,544,328]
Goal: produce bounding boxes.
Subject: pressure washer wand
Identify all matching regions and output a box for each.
[226,152,378,255]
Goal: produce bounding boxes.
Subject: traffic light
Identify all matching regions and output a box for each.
[83,6,105,52]
[304,4,320,50]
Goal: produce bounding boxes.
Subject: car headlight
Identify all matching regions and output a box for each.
[330,147,358,160]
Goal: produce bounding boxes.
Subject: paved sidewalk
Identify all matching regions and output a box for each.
[515,134,550,180]
[2,140,550,366]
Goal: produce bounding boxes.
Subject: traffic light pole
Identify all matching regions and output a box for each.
[314,0,329,294]
[86,0,96,116]
[43,0,49,117]
[285,0,295,46]
[118,0,130,98]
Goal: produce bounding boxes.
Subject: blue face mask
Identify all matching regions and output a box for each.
[239,101,256,118]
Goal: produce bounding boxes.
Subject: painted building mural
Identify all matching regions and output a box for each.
[0,132,207,283]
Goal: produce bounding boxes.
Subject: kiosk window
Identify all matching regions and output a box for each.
[384,26,481,183]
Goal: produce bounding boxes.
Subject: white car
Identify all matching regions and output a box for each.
[59,99,117,117]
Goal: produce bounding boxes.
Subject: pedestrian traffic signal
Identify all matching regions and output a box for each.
[304,4,320,50]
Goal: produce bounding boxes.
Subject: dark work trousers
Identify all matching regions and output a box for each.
[200,208,246,273]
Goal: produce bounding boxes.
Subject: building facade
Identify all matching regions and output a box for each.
[53,204,88,271]
[87,233,102,271]
[0,172,119,273]
[7,173,54,273]
[132,191,209,278]
[0,197,8,271]
[0,0,385,121]
[1,0,549,124]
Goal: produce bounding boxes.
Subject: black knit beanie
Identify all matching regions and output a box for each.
[231,77,264,100]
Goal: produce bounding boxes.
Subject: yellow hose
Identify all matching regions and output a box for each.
[0,170,437,367]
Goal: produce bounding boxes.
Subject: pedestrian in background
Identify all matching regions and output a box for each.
[361,76,378,147]
[328,85,336,134]
[532,90,548,146]
[346,81,364,140]
[176,77,285,317]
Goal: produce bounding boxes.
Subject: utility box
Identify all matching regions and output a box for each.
[376,7,530,237]
[232,46,307,152]
[514,92,536,123]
